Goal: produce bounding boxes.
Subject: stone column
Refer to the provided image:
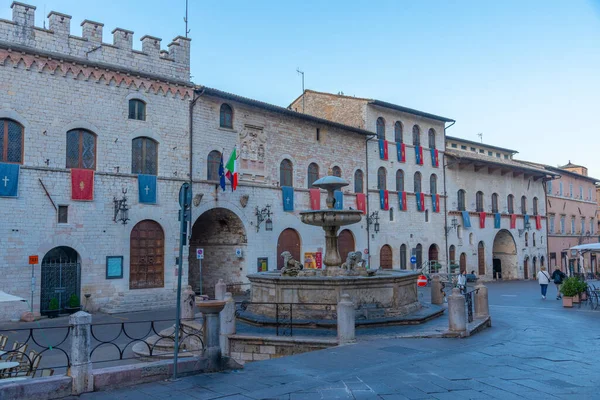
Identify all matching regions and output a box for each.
[215,279,227,300]
[201,303,225,368]
[431,275,444,305]
[220,292,236,356]
[69,311,93,395]
[474,283,489,319]
[337,294,355,344]
[182,285,196,320]
[448,288,467,333]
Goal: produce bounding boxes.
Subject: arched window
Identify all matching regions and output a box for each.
[390,207,394,221]
[507,194,515,214]
[521,195,527,215]
[128,99,146,121]
[476,191,484,212]
[428,128,436,149]
[533,232,536,247]
[416,244,423,267]
[0,119,24,164]
[377,167,387,190]
[396,170,404,192]
[430,174,437,194]
[376,117,385,140]
[491,193,499,213]
[66,129,96,169]
[219,103,233,128]
[400,244,407,269]
[457,189,466,211]
[449,245,456,263]
[207,150,221,181]
[478,241,485,275]
[280,159,293,187]
[332,166,341,177]
[394,121,403,143]
[533,197,539,216]
[457,225,463,239]
[469,232,474,245]
[525,232,529,247]
[354,169,364,193]
[132,137,158,175]
[414,172,422,193]
[412,125,421,146]
[307,163,319,188]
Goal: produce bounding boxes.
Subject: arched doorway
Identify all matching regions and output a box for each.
[459,253,467,273]
[339,229,355,263]
[189,209,247,296]
[428,244,439,262]
[130,220,165,289]
[416,244,423,268]
[380,245,392,269]
[478,241,485,275]
[40,246,80,315]
[277,228,301,270]
[524,257,529,279]
[492,229,517,279]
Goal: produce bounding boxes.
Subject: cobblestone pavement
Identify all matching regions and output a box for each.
[74,280,600,399]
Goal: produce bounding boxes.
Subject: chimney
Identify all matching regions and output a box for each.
[48,11,71,37]
[112,28,133,49]
[140,35,162,56]
[168,36,191,65]
[81,20,104,43]
[11,2,35,27]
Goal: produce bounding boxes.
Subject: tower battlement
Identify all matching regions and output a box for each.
[0,2,191,83]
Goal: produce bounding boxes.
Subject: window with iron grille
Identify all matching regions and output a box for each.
[128,99,146,121]
[458,189,466,211]
[428,129,436,149]
[476,191,484,212]
[491,193,499,213]
[332,166,341,177]
[508,195,515,214]
[430,174,437,194]
[376,117,385,140]
[413,172,421,193]
[307,163,319,188]
[533,197,539,215]
[132,137,158,175]
[394,121,403,143]
[354,169,364,193]
[280,159,293,187]
[0,119,24,164]
[377,167,386,190]
[521,196,527,215]
[412,125,420,146]
[207,150,221,181]
[66,129,96,169]
[58,205,68,224]
[220,104,233,129]
[396,170,404,192]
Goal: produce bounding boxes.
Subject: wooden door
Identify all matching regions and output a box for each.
[459,253,467,273]
[130,220,164,289]
[380,245,393,269]
[478,242,485,275]
[277,228,301,270]
[338,229,355,263]
[524,258,529,279]
[428,245,438,262]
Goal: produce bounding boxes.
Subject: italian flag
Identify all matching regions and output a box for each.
[225,147,238,191]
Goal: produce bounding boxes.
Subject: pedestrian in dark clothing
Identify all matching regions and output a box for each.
[551,267,567,300]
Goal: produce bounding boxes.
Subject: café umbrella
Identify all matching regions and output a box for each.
[0,291,26,303]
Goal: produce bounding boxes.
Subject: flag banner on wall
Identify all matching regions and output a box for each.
[378,139,388,160]
[71,168,94,201]
[510,214,517,229]
[399,191,407,211]
[432,194,440,212]
[309,188,320,210]
[334,190,343,210]
[479,212,486,228]
[356,193,366,214]
[218,153,226,191]
[431,148,439,167]
[225,147,238,191]
[138,174,157,204]
[524,214,530,229]
[415,146,424,165]
[397,142,406,163]
[536,215,542,230]
[0,163,19,197]
[416,193,422,211]
[282,186,294,211]
[380,189,389,210]
[494,213,501,229]
[461,211,471,228]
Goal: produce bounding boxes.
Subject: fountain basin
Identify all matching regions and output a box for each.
[300,209,363,227]
[196,300,226,314]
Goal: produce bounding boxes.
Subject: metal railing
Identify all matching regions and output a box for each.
[463,289,479,323]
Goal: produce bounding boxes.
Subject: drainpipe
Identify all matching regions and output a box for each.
[442,121,456,273]
[365,134,376,268]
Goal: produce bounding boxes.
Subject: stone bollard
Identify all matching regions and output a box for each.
[201,302,225,369]
[431,275,444,305]
[69,311,93,395]
[448,288,467,333]
[337,294,356,344]
[182,285,196,320]
[215,279,227,300]
[220,292,236,356]
[474,283,489,319]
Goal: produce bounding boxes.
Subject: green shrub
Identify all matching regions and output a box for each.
[49,298,59,310]
[67,294,80,308]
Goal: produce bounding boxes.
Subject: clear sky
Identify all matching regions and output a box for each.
[2,1,600,177]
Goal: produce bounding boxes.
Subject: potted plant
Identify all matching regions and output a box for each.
[47,298,60,318]
[578,279,588,301]
[431,262,442,273]
[449,263,459,273]
[560,277,579,307]
[65,294,81,314]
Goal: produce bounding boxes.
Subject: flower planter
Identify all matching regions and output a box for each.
[580,292,587,301]
[572,295,580,303]
[65,306,81,315]
[46,310,59,319]
[562,296,574,308]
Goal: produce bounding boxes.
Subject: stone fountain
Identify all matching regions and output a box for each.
[241,174,434,326]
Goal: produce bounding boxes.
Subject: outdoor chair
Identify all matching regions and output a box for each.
[8,342,28,362]
[15,350,41,377]
[40,368,54,377]
[0,335,7,351]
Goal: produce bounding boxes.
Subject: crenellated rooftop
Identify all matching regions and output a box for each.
[0,2,191,83]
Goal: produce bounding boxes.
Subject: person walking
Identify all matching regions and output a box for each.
[537,266,551,299]
[551,267,567,300]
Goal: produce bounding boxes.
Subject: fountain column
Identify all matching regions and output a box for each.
[323,225,342,267]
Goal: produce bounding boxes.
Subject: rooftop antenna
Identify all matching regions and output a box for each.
[296,68,305,113]
[184,0,191,38]
[43,4,46,29]
[477,132,483,143]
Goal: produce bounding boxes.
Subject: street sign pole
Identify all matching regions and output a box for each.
[173,183,191,381]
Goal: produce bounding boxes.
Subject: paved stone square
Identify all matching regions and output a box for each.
[68,280,600,399]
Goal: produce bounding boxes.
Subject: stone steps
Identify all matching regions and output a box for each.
[101,293,178,314]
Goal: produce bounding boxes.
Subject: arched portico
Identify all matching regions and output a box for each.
[492,229,518,279]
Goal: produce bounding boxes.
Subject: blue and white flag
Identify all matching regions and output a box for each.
[0,163,19,197]
[461,211,471,228]
[138,174,157,204]
[524,214,530,228]
[282,186,294,211]
[334,190,343,210]
[494,213,501,229]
